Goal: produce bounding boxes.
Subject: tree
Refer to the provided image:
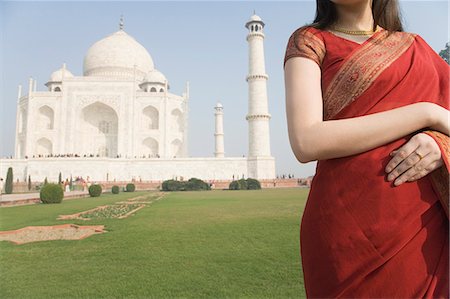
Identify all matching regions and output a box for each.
[28,175,31,191]
[5,167,13,194]
[69,175,73,191]
[44,177,48,185]
[58,172,62,184]
[439,42,449,65]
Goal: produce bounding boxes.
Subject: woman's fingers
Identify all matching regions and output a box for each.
[406,160,442,182]
[387,146,428,182]
[385,140,420,175]
[393,153,434,186]
[386,133,444,185]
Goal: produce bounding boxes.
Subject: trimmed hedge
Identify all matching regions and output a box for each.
[229,180,239,190]
[246,178,261,190]
[229,178,261,190]
[162,178,210,191]
[186,178,210,191]
[89,184,102,197]
[112,185,120,194]
[162,179,184,191]
[40,183,64,204]
[126,183,136,192]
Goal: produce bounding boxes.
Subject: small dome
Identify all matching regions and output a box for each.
[216,102,223,108]
[144,70,167,84]
[245,14,265,29]
[250,14,262,22]
[49,67,74,82]
[83,30,154,79]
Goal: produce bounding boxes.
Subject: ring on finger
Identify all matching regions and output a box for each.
[415,151,424,160]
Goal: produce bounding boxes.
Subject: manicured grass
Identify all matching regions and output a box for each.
[0,188,308,298]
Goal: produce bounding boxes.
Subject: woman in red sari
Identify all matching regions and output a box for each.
[284,0,449,297]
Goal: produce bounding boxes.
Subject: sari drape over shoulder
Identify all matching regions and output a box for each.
[284,26,449,298]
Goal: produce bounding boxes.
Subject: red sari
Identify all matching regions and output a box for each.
[284,26,450,298]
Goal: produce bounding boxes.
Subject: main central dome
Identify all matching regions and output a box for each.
[83,30,154,80]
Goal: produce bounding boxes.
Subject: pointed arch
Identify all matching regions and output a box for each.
[142,137,159,157]
[143,105,159,130]
[171,108,183,133]
[171,138,182,158]
[81,101,118,158]
[38,105,54,130]
[37,137,52,155]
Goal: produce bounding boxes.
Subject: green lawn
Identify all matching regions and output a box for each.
[0,188,308,298]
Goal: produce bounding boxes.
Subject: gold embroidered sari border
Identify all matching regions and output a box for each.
[323,31,416,120]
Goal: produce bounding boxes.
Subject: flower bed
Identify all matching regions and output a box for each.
[79,203,144,219]
[58,193,166,221]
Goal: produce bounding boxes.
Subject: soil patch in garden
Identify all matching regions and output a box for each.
[0,224,106,245]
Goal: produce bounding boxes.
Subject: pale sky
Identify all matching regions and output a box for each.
[0,0,448,178]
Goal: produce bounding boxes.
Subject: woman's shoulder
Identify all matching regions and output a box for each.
[387,29,419,41]
[284,24,326,68]
[288,24,325,43]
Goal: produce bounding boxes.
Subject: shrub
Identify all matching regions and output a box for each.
[229,180,239,190]
[185,178,210,191]
[40,183,64,204]
[162,179,184,191]
[112,185,120,194]
[229,178,261,190]
[126,183,136,192]
[246,178,261,190]
[89,184,102,197]
[237,178,248,190]
[28,175,32,191]
[162,178,210,191]
[5,167,13,194]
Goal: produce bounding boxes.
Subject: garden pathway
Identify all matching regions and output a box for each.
[0,191,89,206]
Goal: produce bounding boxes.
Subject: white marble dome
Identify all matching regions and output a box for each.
[83,30,154,79]
[49,67,74,82]
[250,14,262,22]
[144,70,167,84]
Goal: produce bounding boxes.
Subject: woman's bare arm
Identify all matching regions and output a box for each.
[284,57,448,163]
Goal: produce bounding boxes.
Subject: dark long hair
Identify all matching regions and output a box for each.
[310,0,403,32]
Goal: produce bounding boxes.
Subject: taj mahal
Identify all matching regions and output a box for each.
[0,14,276,182]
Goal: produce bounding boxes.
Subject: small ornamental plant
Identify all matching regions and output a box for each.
[89,184,102,197]
[5,167,13,194]
[40,183,64,204]
[126,183,136,192]
[112,185,120,194]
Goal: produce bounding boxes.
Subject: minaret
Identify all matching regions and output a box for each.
[214,102,225,158]
[245,13,271,158]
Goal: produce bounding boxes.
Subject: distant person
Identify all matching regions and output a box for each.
[284,0,449,297]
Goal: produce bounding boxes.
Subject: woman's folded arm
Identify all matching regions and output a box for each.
[284,57,448,163]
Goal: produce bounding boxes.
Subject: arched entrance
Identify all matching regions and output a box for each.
[81,102,118,157]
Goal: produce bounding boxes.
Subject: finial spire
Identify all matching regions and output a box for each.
[119,15,124,30]
[253,9,256,15]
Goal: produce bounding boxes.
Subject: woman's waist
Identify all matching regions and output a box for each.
[307,143,442,256]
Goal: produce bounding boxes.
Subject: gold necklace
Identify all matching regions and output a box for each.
[332,25,380,36]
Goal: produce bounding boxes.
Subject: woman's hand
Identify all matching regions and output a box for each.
[385,133,443,186]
